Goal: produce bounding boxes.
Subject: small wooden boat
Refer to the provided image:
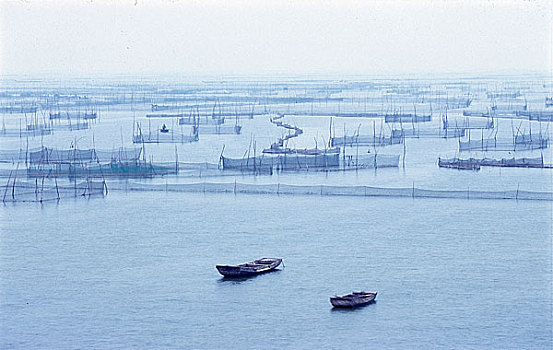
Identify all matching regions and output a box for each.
[216,258,282,277]
[330,291,377,308]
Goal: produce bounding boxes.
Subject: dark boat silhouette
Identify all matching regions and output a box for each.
[216,258,282,277]
[330,291,377,308]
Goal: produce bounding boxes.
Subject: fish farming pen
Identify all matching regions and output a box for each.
[221,152,340,173]
[516,111,553,121]
[48,112,62,120]
[146,95,457,119]
[0,146,177,178]
[442,117,494,130]
[83,111,98,120]
[463,105,528,119]
[48,111,97,121]
[149,104,258,120]
[330,112,383,118]
[221,152,399,174]
[220,156,274,174]
[1,176,106,203]
[39,120,89,131]
[146,113,190,118]
[113,181,553,202]
[342,154,400,168]
[384,114,431,123]
[1,76,552,201]
[461,111,553,122]
[438,156,548,170]
[487,91,522,99]
[149,100,259,120]
[462,110,491,117]
[21,111,91,132]
[458,135,549,152]
[173,110,258,120]
[23,147,142,164]
[24,146,178,178]
[0,128,52,138]
[331,134,403,147]
[48,122,89,131]
[193,124,242,135]
[171,109,242,134]
[327,117,407,147]
[262,114,401,169]
[151,104,178,112]
[391,127,466,139]
[491,103,528,114]
[438,157,481,170]
[263,146,340,155]
[0,148,45,163]
[151,102,256,112]
[27,160,176,178]
[132,122,199,144]
[0,106,38,114]
[178,116,225,125]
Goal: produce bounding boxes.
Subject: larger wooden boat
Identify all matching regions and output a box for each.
[330,291,377,308]
[216,258,282,277]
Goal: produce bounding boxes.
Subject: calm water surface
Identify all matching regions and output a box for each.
[1,192,551,349]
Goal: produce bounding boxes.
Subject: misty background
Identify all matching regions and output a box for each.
[1,0,552,77]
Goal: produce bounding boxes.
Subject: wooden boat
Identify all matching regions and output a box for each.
[216,258,282,277]
[330,291,377,308]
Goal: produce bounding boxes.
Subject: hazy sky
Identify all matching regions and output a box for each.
[1,0,552,77]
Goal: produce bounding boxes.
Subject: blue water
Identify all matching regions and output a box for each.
[1,192,551,349]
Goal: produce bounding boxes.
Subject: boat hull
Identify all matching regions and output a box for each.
[216,258,282,277]
[330,292,377,308]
